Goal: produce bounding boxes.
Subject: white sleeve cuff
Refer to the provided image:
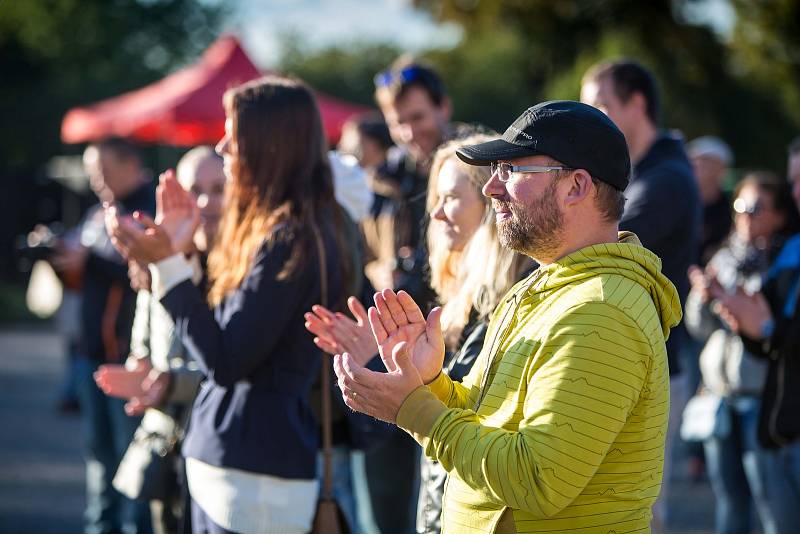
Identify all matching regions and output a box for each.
[149,253,193,299]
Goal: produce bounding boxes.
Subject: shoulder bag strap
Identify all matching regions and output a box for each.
[312,224,334,501]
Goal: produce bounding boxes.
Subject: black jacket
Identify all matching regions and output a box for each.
[622,132,701,374]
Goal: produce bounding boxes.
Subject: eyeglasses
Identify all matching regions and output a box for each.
[490,162,574,183]
[733,198,763,216]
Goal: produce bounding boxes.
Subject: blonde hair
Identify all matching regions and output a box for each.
[426,135,533,349]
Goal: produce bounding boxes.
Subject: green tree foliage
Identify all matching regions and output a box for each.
[281,0,798,172]
[412,0,799,170]
[0,0,224,171]
[728,0,800,125]
[279,33,401,106]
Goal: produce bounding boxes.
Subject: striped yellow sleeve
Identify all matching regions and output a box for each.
[426,370,472,409]
[423,301,653,518]
[396,386,448,446]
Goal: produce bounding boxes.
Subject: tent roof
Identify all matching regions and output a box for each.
[61,35,369,146]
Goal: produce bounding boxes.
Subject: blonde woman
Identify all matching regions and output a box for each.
[305,134,533,534]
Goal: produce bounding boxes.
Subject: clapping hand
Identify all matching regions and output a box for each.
[332,289,445,423]
[154,169,199,255]
[304,297,378,366]
[368,289,444,383]
[688,264,725,304]
[104,170,199,264]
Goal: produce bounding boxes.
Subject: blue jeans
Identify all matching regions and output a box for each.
[317,446,360,534]
[76,357,152,534]
[704,396,800,534]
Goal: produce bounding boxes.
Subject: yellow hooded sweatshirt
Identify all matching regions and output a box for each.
[396,232,682,533]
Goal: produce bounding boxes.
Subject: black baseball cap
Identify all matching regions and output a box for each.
[456,100,630,190]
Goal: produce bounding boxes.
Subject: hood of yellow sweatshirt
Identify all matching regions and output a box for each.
[531,231,682,341]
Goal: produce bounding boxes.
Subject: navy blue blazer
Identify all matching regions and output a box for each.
[161,225,342,479]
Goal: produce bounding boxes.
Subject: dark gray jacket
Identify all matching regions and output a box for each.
[621,132,701,374]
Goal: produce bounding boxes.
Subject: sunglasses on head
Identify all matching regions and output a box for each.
[374,65,435,90]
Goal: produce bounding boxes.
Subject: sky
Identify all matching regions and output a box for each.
[223,0,736,69]
[228,0,463,68]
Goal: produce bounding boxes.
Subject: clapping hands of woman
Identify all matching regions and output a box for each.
[105,169,200,264]
[305,296,379,366]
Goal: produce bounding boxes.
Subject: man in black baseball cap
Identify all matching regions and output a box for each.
[330,99,680,533]
[456,100,630,262]
[456,99,630,190]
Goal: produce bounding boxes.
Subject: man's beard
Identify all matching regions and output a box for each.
[495,181,563,260]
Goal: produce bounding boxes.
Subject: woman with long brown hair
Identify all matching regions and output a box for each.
[107,75,349,533]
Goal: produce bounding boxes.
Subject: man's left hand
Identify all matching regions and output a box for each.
[334,341,423,424]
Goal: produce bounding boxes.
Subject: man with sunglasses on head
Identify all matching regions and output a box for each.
[362,58,455,534]
[333,101,681,533]
[369,59,455,302]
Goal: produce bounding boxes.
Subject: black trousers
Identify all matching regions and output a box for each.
[364,430,420,534]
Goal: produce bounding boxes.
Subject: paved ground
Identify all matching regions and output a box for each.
[0,326,718,534]
[0,327,85,533]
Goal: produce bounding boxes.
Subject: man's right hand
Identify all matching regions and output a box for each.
[368,289,444,384]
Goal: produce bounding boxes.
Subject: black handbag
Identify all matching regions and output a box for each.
[113,408,182,502]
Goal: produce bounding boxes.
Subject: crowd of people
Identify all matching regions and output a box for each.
[44,54,800,534]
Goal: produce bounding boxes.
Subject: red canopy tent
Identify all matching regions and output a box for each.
[61,35,369,146]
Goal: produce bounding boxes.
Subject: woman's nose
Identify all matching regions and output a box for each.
[215,137,229,156]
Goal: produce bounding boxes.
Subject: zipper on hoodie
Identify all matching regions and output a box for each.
[473,271,544,411]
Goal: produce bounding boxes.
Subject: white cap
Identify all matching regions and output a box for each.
[687,136,733,166]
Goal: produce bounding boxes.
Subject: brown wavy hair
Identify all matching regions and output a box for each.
[207,75,344,307]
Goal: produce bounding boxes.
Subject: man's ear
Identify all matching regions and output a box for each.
[629,92,649,121]
[563,170,594,207]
